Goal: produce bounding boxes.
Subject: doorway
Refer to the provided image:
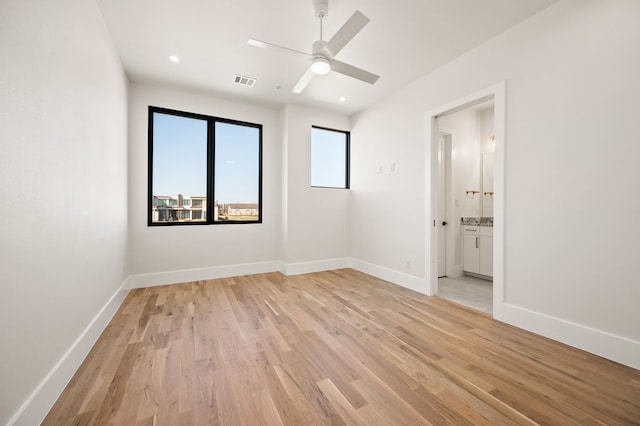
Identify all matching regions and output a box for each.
[437,101,494,313]
[425,82,505,319]
[438,275,493,314]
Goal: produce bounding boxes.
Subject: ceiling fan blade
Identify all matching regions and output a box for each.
[326,10,370,57]
[247,38,312,58]
[331,60,379,84]
[292,66,316,93]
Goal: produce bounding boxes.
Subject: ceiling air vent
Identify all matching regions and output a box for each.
[233,74,256,87]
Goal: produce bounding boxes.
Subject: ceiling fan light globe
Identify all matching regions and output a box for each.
[311,57,331,75]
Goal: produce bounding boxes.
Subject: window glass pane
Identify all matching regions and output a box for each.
[311,127,348,188]
[214,122,260,222]
[151,112,207,223]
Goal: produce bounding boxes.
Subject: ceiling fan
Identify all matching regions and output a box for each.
[248,0,380,93]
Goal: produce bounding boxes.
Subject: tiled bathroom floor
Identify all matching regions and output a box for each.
[437,275,493,314]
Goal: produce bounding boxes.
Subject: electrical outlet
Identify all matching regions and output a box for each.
[405,258,411,269]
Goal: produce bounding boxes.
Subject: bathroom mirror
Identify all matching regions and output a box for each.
[482,152,494,217]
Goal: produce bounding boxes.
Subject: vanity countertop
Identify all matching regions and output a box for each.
[461,217,493,227]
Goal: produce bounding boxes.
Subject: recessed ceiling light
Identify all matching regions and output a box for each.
[339,97,347,102]
[168,55,180,63]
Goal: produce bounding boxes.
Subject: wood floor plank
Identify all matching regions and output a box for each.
[43,269,640,425]
[251,388,284,426]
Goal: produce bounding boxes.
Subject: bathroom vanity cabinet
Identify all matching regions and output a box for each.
[463,225,493,278]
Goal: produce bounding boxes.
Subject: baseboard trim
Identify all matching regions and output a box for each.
[281,258,351,276]
[127,261,282,288]
[350,258,428,295]
[497,302,640,370]
[8,278,130,426]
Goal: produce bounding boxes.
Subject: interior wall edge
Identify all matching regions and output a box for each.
[127,261,282,289]
[350,259,428,295]
[8,279,130,426]
[497,303,640,370]
[127,258,355,288]
[281,258,351,276]
[127,258,428,296]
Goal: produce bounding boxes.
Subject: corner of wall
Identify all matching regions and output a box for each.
[350,258,428,295]
[8,279,130,426]
[281,258,351,276]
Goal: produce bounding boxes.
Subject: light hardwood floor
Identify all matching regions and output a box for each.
[44,269,640,425]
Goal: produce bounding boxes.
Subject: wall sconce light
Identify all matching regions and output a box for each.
[490,135,496,148]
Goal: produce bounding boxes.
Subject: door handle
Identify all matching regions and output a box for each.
[442,221,448,226]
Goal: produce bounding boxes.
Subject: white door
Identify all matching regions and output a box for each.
[437,135,447,277]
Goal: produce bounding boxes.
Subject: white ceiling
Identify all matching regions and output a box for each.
[96,0,558,115]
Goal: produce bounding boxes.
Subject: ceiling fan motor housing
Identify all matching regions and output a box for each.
[314,0,328,19]
[312,40,331,57]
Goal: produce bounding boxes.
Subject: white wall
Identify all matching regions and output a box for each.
[479,107,495,217]
[127,84,282,285]
[479,108,495,156]
[280,105,351,273]
[440,109,483,219]
[350,0,640,368]
[440,109,483,271]
[0,0,129,424]
[349,100,427,289]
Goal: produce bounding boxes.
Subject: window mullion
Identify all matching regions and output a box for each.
[207,119,215,224]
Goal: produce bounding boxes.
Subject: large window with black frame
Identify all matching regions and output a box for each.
[148,106,262,225]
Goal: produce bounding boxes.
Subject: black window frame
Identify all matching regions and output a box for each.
[310,125,350,189]
[148,106,263,226]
